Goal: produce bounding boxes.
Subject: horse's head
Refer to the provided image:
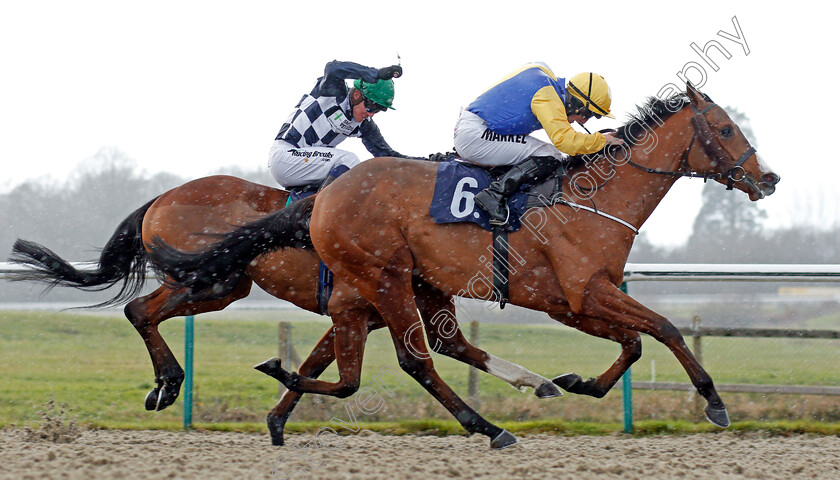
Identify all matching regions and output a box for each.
[685,83,780,200]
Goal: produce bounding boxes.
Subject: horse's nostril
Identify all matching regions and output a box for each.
[763,173,780,185]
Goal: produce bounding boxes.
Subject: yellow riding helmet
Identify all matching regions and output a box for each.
[567,72,615,119]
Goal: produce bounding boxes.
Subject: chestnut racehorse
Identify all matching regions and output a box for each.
[149,84,780,448]
[9,175,559,446]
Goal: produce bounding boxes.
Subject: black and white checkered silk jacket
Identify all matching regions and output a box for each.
[275,60,404,158]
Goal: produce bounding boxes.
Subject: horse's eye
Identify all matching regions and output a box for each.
[720,126,733,138]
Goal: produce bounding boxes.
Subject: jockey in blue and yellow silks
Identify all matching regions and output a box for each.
[454,62,626,226]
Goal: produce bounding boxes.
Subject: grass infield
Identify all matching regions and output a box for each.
[2,310,838,434]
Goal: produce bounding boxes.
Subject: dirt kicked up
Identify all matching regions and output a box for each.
[1,429,839,480]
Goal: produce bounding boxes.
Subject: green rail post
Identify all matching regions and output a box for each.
[622,364,633,433]
[183,315,194,430]
[620,282,633,433]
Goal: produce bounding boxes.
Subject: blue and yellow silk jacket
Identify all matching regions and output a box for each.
[467,63,606,156]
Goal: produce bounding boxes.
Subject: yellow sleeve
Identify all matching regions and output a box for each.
[531,85,606,156]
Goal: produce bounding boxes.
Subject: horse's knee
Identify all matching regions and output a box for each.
[657,321,685,346]
[425,322,472,356]
[429,339,462,358]
[625,334,643,363]
[334,380,360,399]
[396,354,432,382]
[396,355,417,375]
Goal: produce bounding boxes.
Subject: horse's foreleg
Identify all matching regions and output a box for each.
[579,273,728,427]
[369,247,514,449]
[549,312,642,398]
[124,279,252,411]
[413,279,560,398]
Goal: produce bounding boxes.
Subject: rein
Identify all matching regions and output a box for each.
[557,97,757,235]
[552,199,640,235]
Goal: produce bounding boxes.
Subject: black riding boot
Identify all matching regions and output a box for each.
[317,174,339,192]
[474,156,561,226]
[316,164,351,192]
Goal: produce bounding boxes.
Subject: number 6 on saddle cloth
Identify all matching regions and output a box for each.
[429,159,559,232]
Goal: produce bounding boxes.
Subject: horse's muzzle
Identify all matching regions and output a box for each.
[748,172,779,200]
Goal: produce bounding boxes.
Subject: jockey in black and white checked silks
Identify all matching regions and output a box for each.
[268,60,407,188]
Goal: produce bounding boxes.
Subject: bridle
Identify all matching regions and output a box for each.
[626,98,757,190]
[557,95,760,236]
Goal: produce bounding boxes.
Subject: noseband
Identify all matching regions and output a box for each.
[627,100,757,190]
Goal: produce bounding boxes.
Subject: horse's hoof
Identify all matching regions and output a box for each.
[552,373,583,392]
[490,429,518,449]
[705,405,731,428]
[267,416,286,446]
[269,427,285,446]
[535,381,562,399]
[255,357,283,378]
[156,386,166,411]
[144,389,159,411]
[148,383,180,411]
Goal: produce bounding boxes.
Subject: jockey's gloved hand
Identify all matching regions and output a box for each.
[427,152,455,162]
[378,65,403,80]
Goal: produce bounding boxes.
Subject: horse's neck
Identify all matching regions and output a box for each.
[585,109,695,230]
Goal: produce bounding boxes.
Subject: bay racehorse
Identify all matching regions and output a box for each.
[9,175,558,446]
[149,84,780,448]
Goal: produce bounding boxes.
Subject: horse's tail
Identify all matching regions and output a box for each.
[148,195,315,304]
[8,196,160,308]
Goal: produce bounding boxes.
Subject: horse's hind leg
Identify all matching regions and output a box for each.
[579,273,728,427]
[548,312,642,398]
[265,327,337,446]
[266,278,559,446]
[413,279,560,398]
[264,312,388,446]
[256,308,372,398]
[124,278,252,411]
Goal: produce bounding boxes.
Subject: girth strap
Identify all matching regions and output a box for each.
[492,226,510,309]
[317,261,333,316]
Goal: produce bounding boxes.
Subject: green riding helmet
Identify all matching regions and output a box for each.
[353,78,395,110]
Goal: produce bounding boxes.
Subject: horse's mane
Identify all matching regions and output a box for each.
[566,93,695,170]
[614,94,693,146]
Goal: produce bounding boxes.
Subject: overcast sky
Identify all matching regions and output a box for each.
[1,0,837,247]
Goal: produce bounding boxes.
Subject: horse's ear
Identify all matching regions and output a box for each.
[685,81,708,109]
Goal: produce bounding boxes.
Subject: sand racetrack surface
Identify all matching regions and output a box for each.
[2,428,840,479]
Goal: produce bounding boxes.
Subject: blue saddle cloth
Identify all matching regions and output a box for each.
[283,185,331,315]
[429,160,530,232]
